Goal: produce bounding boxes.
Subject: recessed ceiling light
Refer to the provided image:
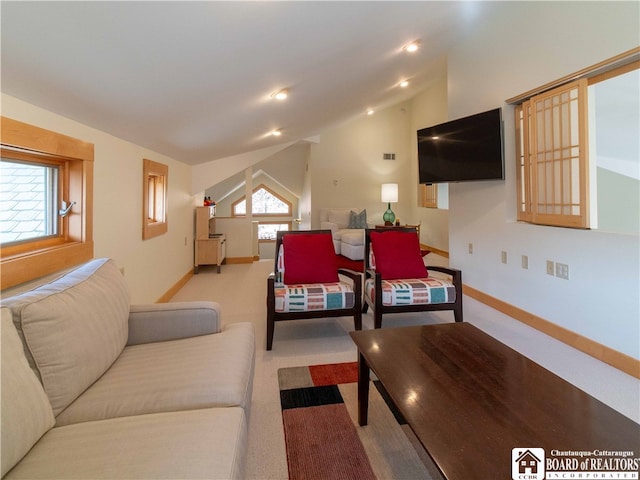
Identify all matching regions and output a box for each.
[271,89,289,100]
[367,109,375,115]
[399,80,409,88]
[403,40,421,53]
[270,128,283,136]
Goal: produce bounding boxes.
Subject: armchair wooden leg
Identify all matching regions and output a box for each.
[266,312,275,350]
[454,303,463,323]
[354,310,362,330]
[374,309,383,329]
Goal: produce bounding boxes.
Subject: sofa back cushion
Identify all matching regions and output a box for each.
[2,258,130,416]
[1,308,55,477]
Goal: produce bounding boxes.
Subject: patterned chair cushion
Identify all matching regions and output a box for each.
[365,277,456,306]
[274,282,355,313]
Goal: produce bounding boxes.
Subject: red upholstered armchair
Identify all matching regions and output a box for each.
[266,230,362,350]
[362,227,463,329]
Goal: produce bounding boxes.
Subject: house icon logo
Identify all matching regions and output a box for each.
[512,448,545,480]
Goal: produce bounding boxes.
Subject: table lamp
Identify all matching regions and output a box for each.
[381,183,398,226]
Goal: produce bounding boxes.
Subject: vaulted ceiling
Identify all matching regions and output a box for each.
[1,1,499,166]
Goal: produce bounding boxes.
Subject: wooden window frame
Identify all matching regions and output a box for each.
[519,79,590,228]
[419,183,438,208]
[257,221,292,243]
[232,184,292,217]
[142,158,168,240]
[2,152,65,245]
[510,48,639,229]
[0,117,94,289]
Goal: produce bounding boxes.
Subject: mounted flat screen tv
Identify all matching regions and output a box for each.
[418,108,504,184]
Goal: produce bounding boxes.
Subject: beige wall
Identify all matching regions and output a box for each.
[308,100,413,229]
[1,94,196,304]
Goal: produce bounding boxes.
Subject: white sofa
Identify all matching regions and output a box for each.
[319,208,372,261]
[1,258,255,479]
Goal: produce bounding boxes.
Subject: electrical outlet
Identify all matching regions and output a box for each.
[521,255,528,269]
[501,251,507,264]
[546,260,555,275]
[556,262,570,280]
[468,243,473,254]
[184,236,188,246]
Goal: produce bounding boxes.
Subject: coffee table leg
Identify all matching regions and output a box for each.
[357,351,370,426]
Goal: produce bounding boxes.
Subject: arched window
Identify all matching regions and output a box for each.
[232,184,291,217]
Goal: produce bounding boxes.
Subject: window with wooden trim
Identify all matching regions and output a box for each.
[516,79,590,228]
[512,48,639,230]
[142,158,168,240]
[419,183,438,208]
[232,184,291,217]
[0,116,94,289]
[257,221,292,242]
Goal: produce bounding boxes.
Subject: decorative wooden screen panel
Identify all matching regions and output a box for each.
[419,184,438,208]
[529,79,589,228]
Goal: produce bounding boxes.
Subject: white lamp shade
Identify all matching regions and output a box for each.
[381,183,398,203]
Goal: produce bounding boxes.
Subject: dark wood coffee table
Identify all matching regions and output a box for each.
[350,323,640,480]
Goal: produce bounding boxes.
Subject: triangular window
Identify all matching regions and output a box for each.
[232,184,291,216]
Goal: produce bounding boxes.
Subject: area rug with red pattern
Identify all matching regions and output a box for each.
[277,362,434,480]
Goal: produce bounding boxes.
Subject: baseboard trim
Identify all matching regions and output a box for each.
[157,269,193,303]
[422,244,449,259]
[225,256,254,265]
[463,284,640,379]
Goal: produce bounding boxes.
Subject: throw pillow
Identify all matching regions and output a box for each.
[348,209,367,229]
[369,230,427,280]
[283,233,339,284]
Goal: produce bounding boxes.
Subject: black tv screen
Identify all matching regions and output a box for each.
[418,108,504,184]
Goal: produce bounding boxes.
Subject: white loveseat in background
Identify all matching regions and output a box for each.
[1,258,255,479]
[319,208,372,260]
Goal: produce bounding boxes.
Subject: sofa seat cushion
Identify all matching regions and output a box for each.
[1,309,55,477]
[274,282,355,313]
[54,323,255,426]
[4,407,247,480]
[3,258,130,417]
[365,277,456,306]
[340,230,364,247]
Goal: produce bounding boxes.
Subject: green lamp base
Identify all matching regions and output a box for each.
[382,202,396,226]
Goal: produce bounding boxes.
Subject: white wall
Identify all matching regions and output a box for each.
[1,94,195,304]
[309,101,414,228]
[408,64,450,251]
[446,2,640,358]
[298,150,312,230]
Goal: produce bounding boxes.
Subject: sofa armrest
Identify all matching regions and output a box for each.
[127,301,222,345]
